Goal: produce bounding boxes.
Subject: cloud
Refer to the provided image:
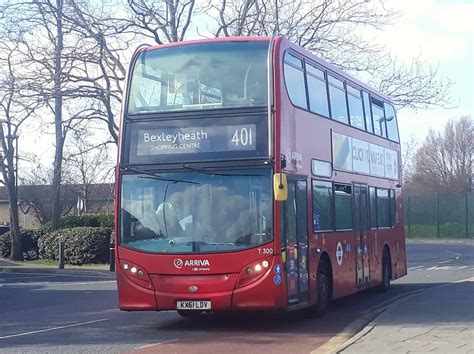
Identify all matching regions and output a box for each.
[376,0,473,62]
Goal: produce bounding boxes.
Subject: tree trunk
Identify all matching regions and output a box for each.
[8,182,22,260]
[51,0,64,230]
[6,153,22,261]
[51,137,64,229]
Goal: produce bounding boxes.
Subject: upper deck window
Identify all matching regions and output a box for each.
[363,91,374,133]
[385,103,400,142]
[347,85,364,130]
[284,53,308,109]
[328,75,349,124]
[127,41,269,114]
[371,97,387,138]
[306,63,329,117]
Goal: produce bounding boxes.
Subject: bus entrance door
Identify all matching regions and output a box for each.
[354,184,370,287]
[281,179,309,305]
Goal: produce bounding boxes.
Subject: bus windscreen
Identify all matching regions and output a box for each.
[127,41,269,114]
[120,168,272,254]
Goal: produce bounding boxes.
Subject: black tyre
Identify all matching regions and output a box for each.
[314,262,331,317]
[377,248,391,292]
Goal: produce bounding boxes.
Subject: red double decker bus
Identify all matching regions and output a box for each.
[115,36,406,317]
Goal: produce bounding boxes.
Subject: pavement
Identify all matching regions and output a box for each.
[339,278,474,353]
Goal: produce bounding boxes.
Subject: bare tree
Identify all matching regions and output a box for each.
[18,162,54,225]
[63,130,114,213]
[407,116,473,194]
[59,0,200,144]
[0,40,39,260]
[400,135,418,186]
[126,0,196,44]
[61,0,450,148]
[374,55,452,110]
[18,158,76,224]
[1,0,95,229]
[210,0,451,110]
[62,0,130,144]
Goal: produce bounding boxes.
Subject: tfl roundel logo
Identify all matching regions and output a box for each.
[173,258,184,269]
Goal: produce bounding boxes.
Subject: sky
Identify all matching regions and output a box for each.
[12,0,474,175]
[380,0,473,143]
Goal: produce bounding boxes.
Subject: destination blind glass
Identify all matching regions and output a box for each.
[126,116,268,164]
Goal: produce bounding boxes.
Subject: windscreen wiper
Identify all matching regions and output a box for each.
[124,167,199,184]
[181,164,263,177]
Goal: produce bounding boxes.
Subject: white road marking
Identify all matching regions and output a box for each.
[407,266,424,270]
[103,309,120,313]
[436,250,462,264]
[0,319,109,340]
[137,339,179,349]
[446,250,462,257]
[427,266,445,270]
[426,266,469,271]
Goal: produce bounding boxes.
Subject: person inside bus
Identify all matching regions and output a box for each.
[129,210,164,239]
[131,196,185,240]
[155,189,213,240]
[155,199,185,238]
[226,191,272,245]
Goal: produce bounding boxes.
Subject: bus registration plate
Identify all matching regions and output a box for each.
[177,301,212,310]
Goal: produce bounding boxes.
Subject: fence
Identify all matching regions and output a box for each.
[404,192,474,239]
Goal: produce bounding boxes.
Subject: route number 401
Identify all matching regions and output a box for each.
[258,248,273,255]
[231,128,253,146]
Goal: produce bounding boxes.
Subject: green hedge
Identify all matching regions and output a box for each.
[39,214,114,234]
[0,230,40,260]
[38,227,112,265]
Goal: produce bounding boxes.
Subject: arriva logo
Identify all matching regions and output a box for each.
[173,258,184,269]
[173,258,210,269]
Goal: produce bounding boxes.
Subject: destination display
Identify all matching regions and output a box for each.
[126,116,268,164]
[136,124,257,156]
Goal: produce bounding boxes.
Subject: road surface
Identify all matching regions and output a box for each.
[0,241,472,353]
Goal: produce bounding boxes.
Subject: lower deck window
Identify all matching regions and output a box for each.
[370,187,396,229]
[335,184,352,230]
[312,180,333,231]
[377,189,390,228]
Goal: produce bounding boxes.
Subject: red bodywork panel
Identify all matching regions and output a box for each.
[116,245,286,311]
